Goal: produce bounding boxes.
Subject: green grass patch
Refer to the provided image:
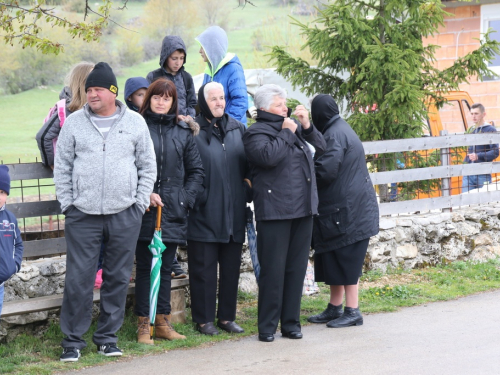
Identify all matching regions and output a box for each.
[3,259,500,374]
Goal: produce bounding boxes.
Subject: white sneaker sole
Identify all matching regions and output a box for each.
[97,351,122,357]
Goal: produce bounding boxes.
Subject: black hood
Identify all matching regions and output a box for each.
[311,94,340,133]
[159,36,187,68]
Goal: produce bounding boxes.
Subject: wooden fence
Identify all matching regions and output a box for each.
[364,132,500,215]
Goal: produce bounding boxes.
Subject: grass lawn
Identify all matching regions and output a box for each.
[2,259,500,374]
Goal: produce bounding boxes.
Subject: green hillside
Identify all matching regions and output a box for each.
[0,0,316,163]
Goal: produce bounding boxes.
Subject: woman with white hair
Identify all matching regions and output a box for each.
[242,84,325,342]
[187,81,251,336]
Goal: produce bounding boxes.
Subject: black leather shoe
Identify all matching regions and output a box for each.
[196,322,219,335]
[308,303,343,323]
[281,331,303,339]
[326,307,363,328]
[217,320,244,333]
[258,333,274,342]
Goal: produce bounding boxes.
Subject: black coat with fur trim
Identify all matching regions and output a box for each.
[138,111,204,244]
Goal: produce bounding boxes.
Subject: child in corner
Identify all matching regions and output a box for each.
[0,165,24,316]
[146,35,197,123]
[124,77,150,112]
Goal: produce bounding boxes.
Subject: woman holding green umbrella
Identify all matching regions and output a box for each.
[135,78,204,345]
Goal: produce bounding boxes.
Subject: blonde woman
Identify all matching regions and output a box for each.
[36,62,94,168]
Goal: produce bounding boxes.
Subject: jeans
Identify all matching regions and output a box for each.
[0,284,4,317]
[462,174,491,193]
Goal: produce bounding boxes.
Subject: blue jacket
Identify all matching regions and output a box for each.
[465,124,499,163]
[201,56,248,124]
[0,205,23,285]
[196,26,248,124]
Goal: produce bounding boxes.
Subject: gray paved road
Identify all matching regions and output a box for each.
[62,290,500,375]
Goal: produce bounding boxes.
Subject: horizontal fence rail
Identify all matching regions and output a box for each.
[362,132,500,215]
[362,133,500,154]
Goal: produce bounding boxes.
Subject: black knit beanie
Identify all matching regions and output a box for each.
[0,165,11,195]
[85,62,118,95]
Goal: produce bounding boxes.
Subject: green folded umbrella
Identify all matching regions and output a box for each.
[148,205,166,339]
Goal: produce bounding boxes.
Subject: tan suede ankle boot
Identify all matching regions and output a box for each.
[137,316,154,345]
[155,314,186,340]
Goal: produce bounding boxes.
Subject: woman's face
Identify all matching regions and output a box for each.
[150,94,173,115]
[264,95,288,117]
[206,88,225,118]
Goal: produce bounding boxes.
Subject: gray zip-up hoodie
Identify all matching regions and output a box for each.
[54,101,156,215]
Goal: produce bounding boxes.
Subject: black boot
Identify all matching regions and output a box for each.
[326,306,363,328]
[307,303,343,323]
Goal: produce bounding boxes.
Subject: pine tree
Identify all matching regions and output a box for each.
[269,0,500,142]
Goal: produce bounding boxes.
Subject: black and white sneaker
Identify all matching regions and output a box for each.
[96,343,123,357]
[60,347,81,362]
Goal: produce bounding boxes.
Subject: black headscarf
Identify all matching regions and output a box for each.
[311,94,340,133]
[198,83,226,143]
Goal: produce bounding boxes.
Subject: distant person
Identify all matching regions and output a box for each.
[135,78,203,344]
[307,95,379,328]
[462,103,499,192]
[196,26,248,125]
[0,165,24,317]
[124,77,149,112]
[54,62,156,362]
[36,62,94,168]
[146,35,197,121]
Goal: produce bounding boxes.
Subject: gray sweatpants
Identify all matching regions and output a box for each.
[60,204,142,349]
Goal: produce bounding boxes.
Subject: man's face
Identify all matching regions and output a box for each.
[165,50,185,74]
[0,189,7,208]
[87,87,116,116]
[470,107,486,126]
[128,88,147,109]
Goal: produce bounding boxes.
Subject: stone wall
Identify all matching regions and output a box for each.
[2,204,499,341]
[366,205,500,271]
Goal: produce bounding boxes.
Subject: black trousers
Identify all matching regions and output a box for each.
[257,216,313,334]
[134,240,178,317]
[60,204,142,349]
[187,240,242,324]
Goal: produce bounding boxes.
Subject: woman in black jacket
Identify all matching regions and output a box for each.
[187,82,250,336]
[242,84,326,342]
[307,94,379,328]
[135,78,204,344]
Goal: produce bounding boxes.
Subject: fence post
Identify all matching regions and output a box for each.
[439,130,451,212]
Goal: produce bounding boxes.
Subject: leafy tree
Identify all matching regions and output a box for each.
[269,0,500,142]
[0,0,123,54]
[269,0,500,201]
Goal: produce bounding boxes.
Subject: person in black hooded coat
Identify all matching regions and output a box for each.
[186,82,250,336]
[134,78,204,344]
[307,94,379,329]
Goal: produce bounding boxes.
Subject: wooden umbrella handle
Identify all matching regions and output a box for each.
[156,206,162,230]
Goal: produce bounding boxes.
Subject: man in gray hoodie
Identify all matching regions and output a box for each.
[54,62,156,362]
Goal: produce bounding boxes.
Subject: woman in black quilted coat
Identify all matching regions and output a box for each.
[134,78,204,344]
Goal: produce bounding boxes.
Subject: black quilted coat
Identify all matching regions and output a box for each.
[138,110,204,244]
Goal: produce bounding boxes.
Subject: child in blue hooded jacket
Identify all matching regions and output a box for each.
[0,165,24,316]
[124,77,150,112]
[196,26,248,125]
